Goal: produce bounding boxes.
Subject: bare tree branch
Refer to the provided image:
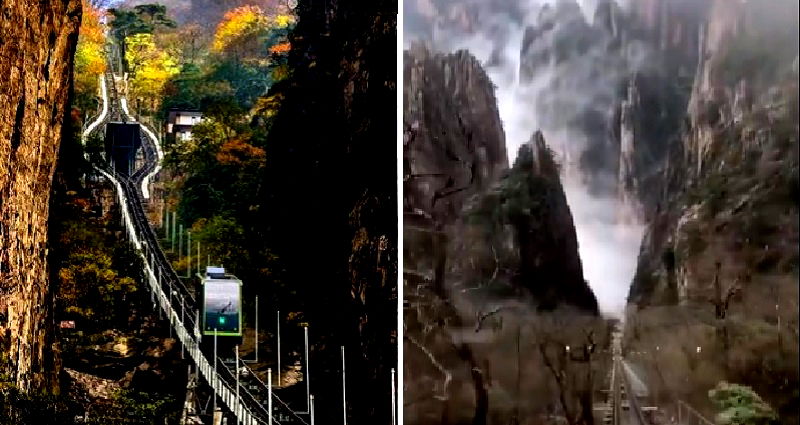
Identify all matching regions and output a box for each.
[405,333,452,401]
[539,341,577,425]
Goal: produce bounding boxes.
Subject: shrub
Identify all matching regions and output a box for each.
[709,381,779,425]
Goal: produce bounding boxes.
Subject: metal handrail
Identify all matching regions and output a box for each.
[677,400,714,425]
[234,357,310,425]
[618,358,648,425]
[85,69,285,425]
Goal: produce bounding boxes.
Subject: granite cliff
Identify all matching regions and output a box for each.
[403,46,600,424]
[404,45,598,313]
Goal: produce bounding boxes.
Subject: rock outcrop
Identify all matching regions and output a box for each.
[404,46,600,425]
[460,132,598,312]
[404,45,509,228]
[623,3,798,418]
[629,0,799,307]
[404,45,596,311]
[515,0,698,219]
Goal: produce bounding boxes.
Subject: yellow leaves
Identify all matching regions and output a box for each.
[212,6,296,58]
[270,63,290,82]
[273,14,296,29]
[125,33,180,104]
[58,245,137,322]
[74,1,106,104]
[212,5,269,53]
[252,92,284,118]
[75,43,105,76]
[125,33,158,69]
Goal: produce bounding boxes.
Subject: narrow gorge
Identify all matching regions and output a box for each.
[404,0,798,422]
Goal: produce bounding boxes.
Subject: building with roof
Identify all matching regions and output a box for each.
[166,109,203,142]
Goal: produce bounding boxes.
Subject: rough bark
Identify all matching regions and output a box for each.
[0,0,82,393]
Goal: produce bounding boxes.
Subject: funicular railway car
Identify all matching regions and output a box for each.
[199,266,243,344]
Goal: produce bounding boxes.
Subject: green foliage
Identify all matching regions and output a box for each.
[106,389,175,424]
[132,4,176,29]
[160,63,204,110]
[109,9,152,39]
[189,215,250,271]
[109,4,175,40]
[466,143,555,232]
[157,7,295,113]
[85,133,105,166]
[709,382,779,425]
[205,58,272,108]
[162,112,274,280]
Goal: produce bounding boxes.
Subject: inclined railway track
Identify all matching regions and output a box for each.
[84,57,309,424]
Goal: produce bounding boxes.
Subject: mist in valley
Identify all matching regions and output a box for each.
[404,1,799,423]
[405,0,649,317]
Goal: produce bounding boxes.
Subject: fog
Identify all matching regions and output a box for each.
[404,0,645,317]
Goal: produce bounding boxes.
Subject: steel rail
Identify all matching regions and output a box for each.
[82,62,310,424]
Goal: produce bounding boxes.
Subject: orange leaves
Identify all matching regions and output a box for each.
[216,138,266,167]
[80,1,106,46]
[212,5,269,53]
[269,41,291,54]
[74,1,107,111]
[212,6,296,61]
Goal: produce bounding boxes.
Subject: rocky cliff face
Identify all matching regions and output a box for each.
[516,0,698,219]
[403,47,599,424]
[624,2,798,419]
[629,0,800,308]
[0,0,81,393]
[403,45,596,312]
[404,45,508,228]
[459,132,598,311]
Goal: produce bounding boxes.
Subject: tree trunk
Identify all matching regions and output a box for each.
[0,0,81,393]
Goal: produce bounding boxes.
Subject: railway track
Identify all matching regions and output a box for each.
[84,56,310,424]
[603,329,652,425]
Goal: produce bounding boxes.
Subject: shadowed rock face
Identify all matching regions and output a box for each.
[517,0,701,206]
[462,132,599,312]
[404,45,509,229]
[628,0,800,307]
[404,45,597,313]
[403,46,599,425]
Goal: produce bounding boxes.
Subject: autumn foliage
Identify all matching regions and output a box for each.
[125,32,180,113]
[216,138,266,167]
[212,5,294,60]
[212,5,268,53]
[74,1,107,113]
[269,41,291,54]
